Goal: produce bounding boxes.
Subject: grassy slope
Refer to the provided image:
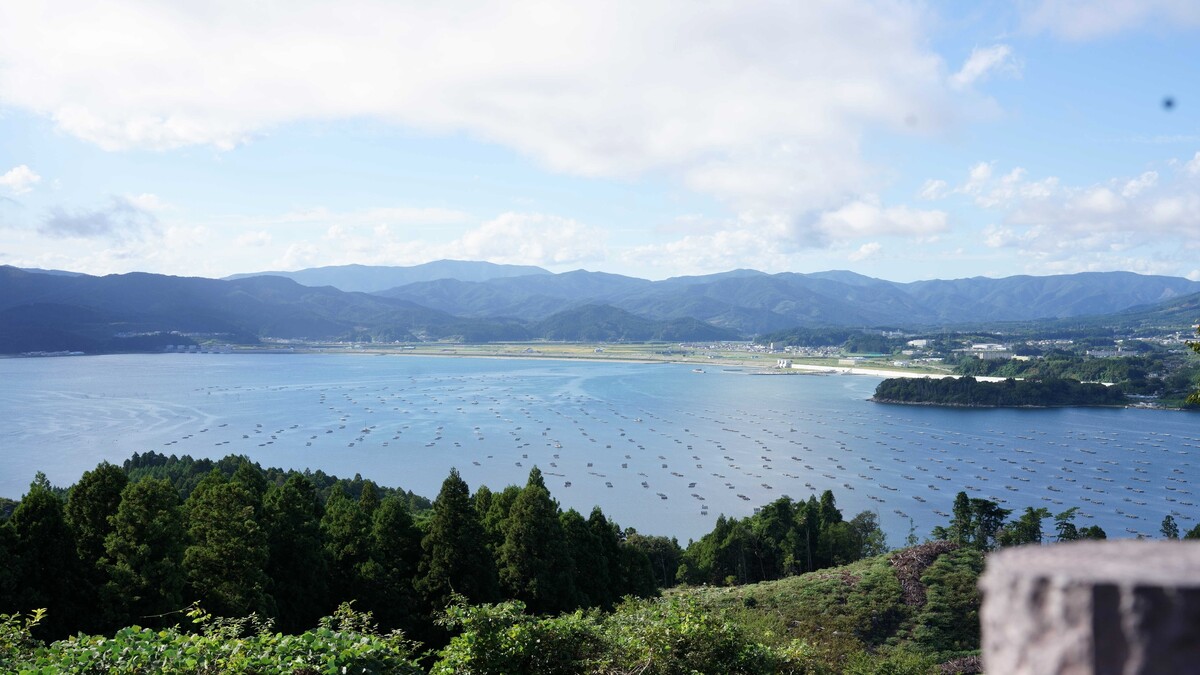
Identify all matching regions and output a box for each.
[670,541,984,668]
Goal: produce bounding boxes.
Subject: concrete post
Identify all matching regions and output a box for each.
[979,541,1200,674]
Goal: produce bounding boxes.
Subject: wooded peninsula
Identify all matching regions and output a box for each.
[872,376,1128,408]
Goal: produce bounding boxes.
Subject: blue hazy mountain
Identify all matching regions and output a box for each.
[0,266,733,352]
[225,260,551,293]
[377,268,1200,334]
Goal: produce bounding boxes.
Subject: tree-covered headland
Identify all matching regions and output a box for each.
[873,376,1127,407]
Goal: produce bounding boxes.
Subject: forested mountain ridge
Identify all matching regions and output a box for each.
[0,267,729,352]
[0,266,481,350]
[5,264,1200,353]
[532,304,741,342]
[225,259,551,293]
[376,268,1200,334]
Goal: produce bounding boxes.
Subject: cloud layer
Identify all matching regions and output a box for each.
[0,1,976,238]
[1023,0,1200,40]
[926,152,1200,275]
[40,196,158,240]
[0,165,41,195]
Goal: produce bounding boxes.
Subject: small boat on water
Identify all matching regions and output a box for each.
[692,368,705,373]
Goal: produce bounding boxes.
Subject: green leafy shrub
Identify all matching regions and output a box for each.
[433,598,605,675]
[4,603,421,675]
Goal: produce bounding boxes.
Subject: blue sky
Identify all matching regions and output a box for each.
[1,0,1199,282]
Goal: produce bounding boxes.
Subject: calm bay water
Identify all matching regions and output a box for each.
[2,353,1196,542]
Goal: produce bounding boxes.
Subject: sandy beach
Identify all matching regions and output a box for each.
[788,363,1012,382]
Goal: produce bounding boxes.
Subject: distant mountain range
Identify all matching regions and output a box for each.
[3,262,1199,354]
[375,267,1200,334]
[224,260,550,293]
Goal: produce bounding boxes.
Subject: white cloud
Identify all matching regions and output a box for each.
[616,195,946,276]
[0,1,973,229]
[961,162,993,196]
[0,165,41,195]
[620,230,794,278]
[264,206,470,228]
[951,45,1018,89]
[1023,0,1200,40]
[918,179,948,200]
[951,164,1058,208]
[125,193,168,212]
[950,152,1200,274]
[269,210,605,271]
[453,213,606,266]
[1186,152,1200,175]
[1073,186,1124,215]
[236,230,272,247]
[847,241,882,261]
[814,197,949,240]
[1121,171,1158,198]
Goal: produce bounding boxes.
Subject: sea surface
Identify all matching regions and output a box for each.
[2,353,1197,542]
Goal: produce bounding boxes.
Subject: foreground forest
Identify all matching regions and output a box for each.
[3,453,1198,673]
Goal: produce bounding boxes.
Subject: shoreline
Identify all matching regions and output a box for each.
[785,363,996,381]
[9,346,967,381]
[870,397,1129,410]
[286,347,961,379]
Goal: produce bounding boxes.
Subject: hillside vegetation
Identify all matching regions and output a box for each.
[2,542,982,674]
[7,452,1197,673]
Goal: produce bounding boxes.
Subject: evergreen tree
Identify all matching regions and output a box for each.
[231,460,269,502]
[359,480,381,518]
[1053,507,1080,542]
[619,538,657,598]
[8,473,80,638]
[480,484,521,557]
[589,507,627,595]
[497,467,578,613]
[752,497,796,579]
[102,477,186,628]
[716,518,753,584]
[473,484,493,520]
[625,530,682,590]
[560,508,609,608]
[263,474,328,632]
[1162,515,1180,540]
[969,498,1011,551]
[936,492,1009,551]
[798,496,821,572]
[320,484,370,603]
[817,520,856,567]
[361,494,423,631]
[998,507,1051,547]
[0,522,17,614]
[948,491,972,546]
[64,461,127,632]
[417,468,499,609]
[814,492,848,569]
[818,489,842,527]
[65,461,128,572]
[847,510,888,558]
[183,470,273,618]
